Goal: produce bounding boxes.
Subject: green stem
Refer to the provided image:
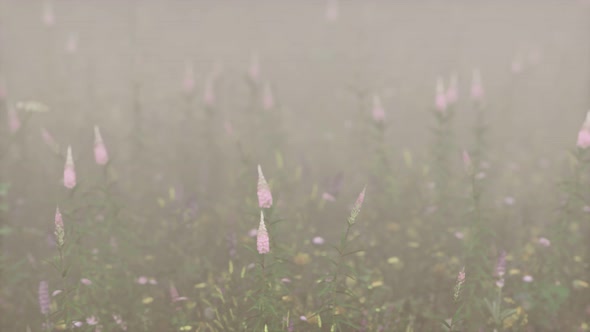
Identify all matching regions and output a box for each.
[58,245,72,331]
[334,222,352,283]
[325,221,354,331]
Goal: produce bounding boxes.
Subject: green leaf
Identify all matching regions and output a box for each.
[0,226,13,236]
[342,249,364,257]
[500,308,517,320]
[62,266,71,278]
[0,182,10,196]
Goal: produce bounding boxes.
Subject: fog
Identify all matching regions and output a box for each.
[1,1,589,331]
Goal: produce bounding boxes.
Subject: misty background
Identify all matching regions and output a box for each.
[1,0,589,234]
[0,1,590,330]
[1,1,588,150]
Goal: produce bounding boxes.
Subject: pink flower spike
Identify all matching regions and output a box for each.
[528,49,541,66]
[435,77,447,112]
[257,210,270,254]
[41,127,59,152]
[249,52,260,82]
[94,126,109,165]
[446,73,459,104]
[583,111,590,130]
[511,55,523,74]
[8,106,20,133]
[371,94,385,122]
[224,121,234,137]
[322,192,336,202]
[471,68,484,102]
[170,282,187,302]
[577,130,590,149]
[462,150,472,172]
[577,112,590,149]
[325,0,339,22]
[457,267,465,283]
[55,207,64,229]
[453,267,465,301]
[0,78,6,100]
[354,187,366,209]
[80,278,92,285]
[203,76,215,107]
[262,83,274,110]
[42,1,55,27]
[64,146,77,189]
[39,281,50,316]
[348,186,366,225]
[495,251,506,277]
[66,32,78,54]
[137,276,148,285]
[257,165,273,208]
[183,61,195,94]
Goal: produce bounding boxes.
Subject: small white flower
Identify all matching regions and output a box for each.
[86,316,99,325]
[538,237,551,247]
[312,236,325,245]
[503,197,515,206]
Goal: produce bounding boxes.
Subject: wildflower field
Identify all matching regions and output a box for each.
[1,1,590,331]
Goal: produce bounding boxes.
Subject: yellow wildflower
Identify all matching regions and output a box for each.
[294,253,311,266]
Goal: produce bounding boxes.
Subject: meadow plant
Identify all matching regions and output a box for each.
[257,165,273,209]
[458,149,493,329]
[42,0,55,28]
[471,69,488,167]
[316,187,366,331]
[63,146,76,190]
[470,68,484,103]
[93,126,109,166]
[446,73,459,106]
[49,206,73,330]
[1,3,590,331]
[326,0,340,22]
[247,166,292,331]
[431,77,456,215]
[41,127,60,155]
[183,60,196,97]
[8,106,21,134]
